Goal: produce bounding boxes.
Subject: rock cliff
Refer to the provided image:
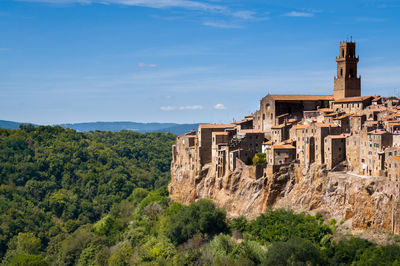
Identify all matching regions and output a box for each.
[169,161,400,235]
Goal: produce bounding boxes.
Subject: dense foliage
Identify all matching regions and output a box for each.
[1,126,400,265]
[0,126,175,260]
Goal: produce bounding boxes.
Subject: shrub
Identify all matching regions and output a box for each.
[166,199,228,245]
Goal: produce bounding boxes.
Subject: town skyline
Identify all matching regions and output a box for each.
[1,0,400,125]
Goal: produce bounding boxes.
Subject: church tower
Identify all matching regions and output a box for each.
[333,41,361,100]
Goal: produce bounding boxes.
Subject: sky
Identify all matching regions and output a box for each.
[1,0,400,125]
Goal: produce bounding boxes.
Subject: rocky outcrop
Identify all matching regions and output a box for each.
[169,161,400,235]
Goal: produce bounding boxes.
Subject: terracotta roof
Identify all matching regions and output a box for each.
[393,156,400,162]
[324,112,338,117]
[199,124,234,129]
[351,114,364,117]
[293,124,309,129]
[317,108,334,112]
[264,140,272,145]
[372,96,381,102]
[369,130,389,135]
[271,124,286,129]
[327,135,346,139]
[268,94,334,101]
[272,144,296,149]
[277,113,289,118]
[212,131,228,135]
[333,96,373,103]
[314,123,339,128]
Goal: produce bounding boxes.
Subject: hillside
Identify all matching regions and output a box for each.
[0,120,201,135]
[1,126,400,265]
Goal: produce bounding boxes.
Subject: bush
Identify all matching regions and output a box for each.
[249,209,332,245]
[252,153,266,166]
[166,199,228,245]
[329,237,372,265]
[264,237,322,266]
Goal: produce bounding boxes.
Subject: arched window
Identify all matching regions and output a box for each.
[342,49,345,58]
[340,68,343,77]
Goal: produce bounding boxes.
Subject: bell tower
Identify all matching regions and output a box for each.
[333,41,361,99]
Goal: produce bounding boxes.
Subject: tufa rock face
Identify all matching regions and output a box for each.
[169,162,400,235]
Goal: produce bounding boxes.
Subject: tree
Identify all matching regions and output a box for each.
[252,153,266,166]
[167,199,228,245]
[264,237,322,266]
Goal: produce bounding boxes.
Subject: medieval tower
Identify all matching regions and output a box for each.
[333,41,361,99]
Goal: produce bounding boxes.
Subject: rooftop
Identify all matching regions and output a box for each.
[293,124,309,129]
[268,94,334,101]
[317,108,334,112]
[272,144,296,149]
[212,132,228,135]
[314,123,339,128]
[368,130,389,135]
[271,124,286,129]
[327,134,347,139]
[333,96,373,103]
[199,124,234,129]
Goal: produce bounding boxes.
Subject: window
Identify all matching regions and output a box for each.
[340,68,343,77]
[349,68,354,78]
[342,49,345,57]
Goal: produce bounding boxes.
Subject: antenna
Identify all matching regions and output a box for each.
[350,35,353,42]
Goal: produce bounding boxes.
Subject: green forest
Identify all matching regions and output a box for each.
[1,126,400,265]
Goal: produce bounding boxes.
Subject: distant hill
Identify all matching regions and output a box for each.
[0,120,201,136]
[0,120,35,130]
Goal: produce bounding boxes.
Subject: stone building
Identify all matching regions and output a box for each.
[324,135,346,170]
[198,124,234,166]
[257,94,332,138]
[171,40,400,181]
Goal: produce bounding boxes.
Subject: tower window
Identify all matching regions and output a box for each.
[340,68,343,77]
[349,68,354,78]
[342,49,345,58]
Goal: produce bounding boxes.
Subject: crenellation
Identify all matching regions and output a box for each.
[171,40,400,182]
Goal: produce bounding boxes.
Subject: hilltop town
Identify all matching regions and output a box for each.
[169,41,400,234]
[171,41,399,184]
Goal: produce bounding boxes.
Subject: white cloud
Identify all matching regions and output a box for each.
[214,103,226,110]
[160,105,203,111]
[231,10,256,20]
[20,0,227,11]
[19,0,261,21]
[284,11,314,17]
[203,21,243,29]
[138,62,157,68]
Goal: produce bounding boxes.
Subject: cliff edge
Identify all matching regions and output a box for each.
[169,161,400,235]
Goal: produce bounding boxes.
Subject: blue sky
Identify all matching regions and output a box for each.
[1,0,400,124]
